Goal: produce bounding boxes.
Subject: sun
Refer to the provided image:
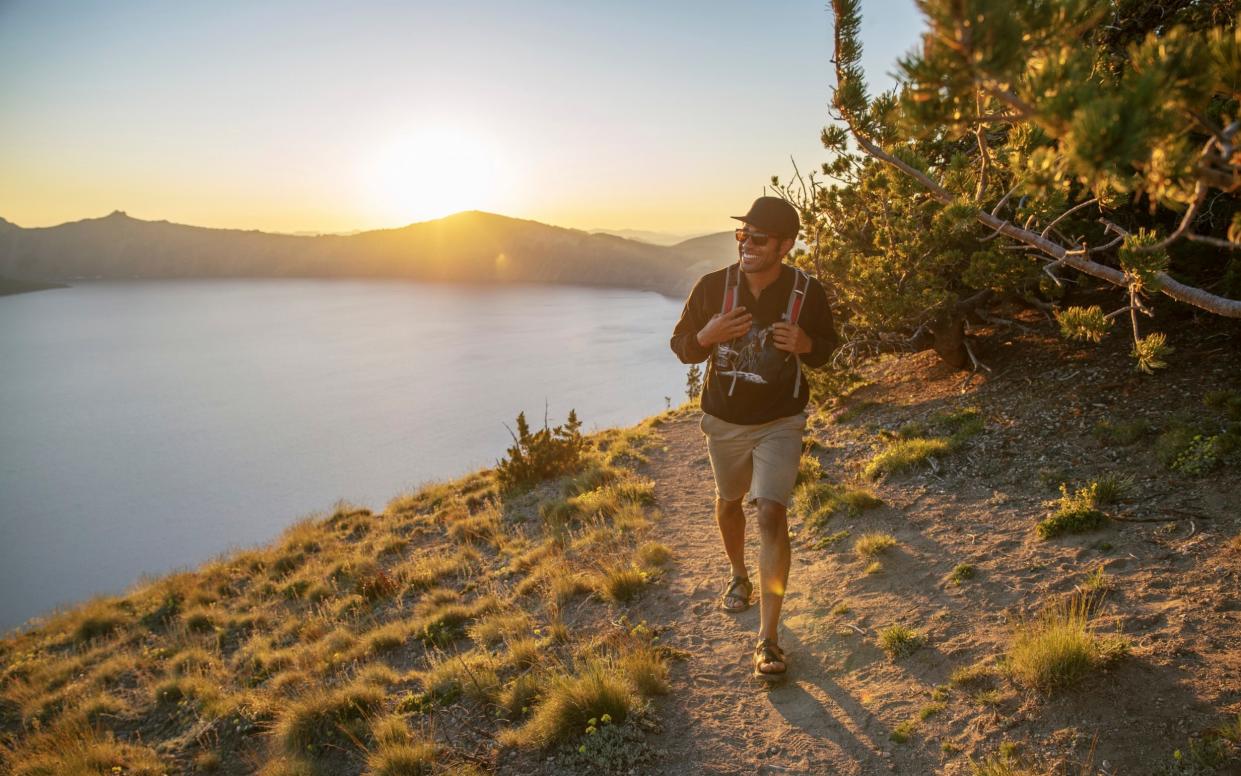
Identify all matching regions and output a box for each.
[362,125,509,224]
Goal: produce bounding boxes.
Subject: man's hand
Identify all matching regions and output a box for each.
[771,321,812,355]
[696,307,752,347]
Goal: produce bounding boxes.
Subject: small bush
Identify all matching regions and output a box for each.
[1155,424,1201,468]
[796,453,824,485]
[1170,434,1233,475]
[1037,483,1107,539]
[469,612,533,648]
[878,625,924,659]
[854,532,897,558]
[950,662,995,688]
[814,529,851,550]
[890,719,916,743]
[948,563,976,585]
[496,410,586,494]
[1091,474,1128,505]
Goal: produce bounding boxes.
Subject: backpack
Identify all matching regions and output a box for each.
[717,263,811,398]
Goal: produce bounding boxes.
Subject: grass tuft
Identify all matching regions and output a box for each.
[365,741,436,776]
[499,660,638,749]
[948,563,976,585]
[598,565,650,603]
[864,437,952,479]
[854,532,897,558]
[274,682,384,756]
[878,624,924,659]
[1007,593,1127,692]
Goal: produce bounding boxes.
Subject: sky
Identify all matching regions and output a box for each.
[0,0,924,236]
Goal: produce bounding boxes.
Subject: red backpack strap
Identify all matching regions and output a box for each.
[786,269,811,399]
[784,268,809,325]
[721,263,739,315]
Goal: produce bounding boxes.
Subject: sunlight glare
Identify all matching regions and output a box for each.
[363,126,510,224]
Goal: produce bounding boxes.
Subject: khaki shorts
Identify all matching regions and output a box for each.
[699,411,807,507]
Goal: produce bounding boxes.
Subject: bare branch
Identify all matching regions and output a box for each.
[1040,198,1098,240]
[1185,233,1241,250]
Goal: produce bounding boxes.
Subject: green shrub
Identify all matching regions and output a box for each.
[878,624,924,658]
[948,563,976,584]
[1093,418,1152,446]
[496,410,586,494]
[1037,483,1107,539]
[796,453,824,485]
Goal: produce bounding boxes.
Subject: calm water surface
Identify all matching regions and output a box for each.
[0,280,689,632]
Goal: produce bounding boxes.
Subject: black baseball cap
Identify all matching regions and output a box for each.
[731,196,799,238]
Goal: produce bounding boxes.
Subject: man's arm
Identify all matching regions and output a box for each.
[799,280,839,369]
[670,277,713,364]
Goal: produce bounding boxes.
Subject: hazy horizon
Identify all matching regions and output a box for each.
[0,206,720,241]
[0,0,922,237]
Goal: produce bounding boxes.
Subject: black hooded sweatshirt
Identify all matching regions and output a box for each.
[670,262,838,425]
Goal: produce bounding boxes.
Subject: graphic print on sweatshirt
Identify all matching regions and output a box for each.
[715,323,793,386]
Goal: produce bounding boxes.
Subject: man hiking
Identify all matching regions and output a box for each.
[670,196,838,680]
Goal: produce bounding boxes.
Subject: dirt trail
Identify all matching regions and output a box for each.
[638,415,923,776]
[626,327,1241,775]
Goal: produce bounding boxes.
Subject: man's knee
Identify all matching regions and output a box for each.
[716,496,745,516]
[755,498,787,539]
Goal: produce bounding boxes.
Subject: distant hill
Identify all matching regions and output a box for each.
[588,227,711,246]
[0,211,739,298]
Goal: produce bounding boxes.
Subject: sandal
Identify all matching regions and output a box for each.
[719,575,753,613]
[753,638,787,681]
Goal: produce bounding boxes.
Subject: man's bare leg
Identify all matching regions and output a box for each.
[755,497,790,671]
[716,496,747,580]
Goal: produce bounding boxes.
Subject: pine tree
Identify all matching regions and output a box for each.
[686,363,703,401]
[783,0,1240,370]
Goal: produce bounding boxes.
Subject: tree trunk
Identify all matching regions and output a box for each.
[931,314,968,369]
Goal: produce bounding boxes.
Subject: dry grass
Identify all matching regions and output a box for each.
[498,659,638,749]
[274,682,385,756]
[598,564,650,602]
[0,421,665,771]
[1007,593,1127,692]
[863,437,953,479]
[854,532,898,558]
[11,722,167,776]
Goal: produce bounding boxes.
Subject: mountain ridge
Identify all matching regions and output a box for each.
[0,210,735,297]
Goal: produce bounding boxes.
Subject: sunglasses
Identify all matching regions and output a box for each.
[735,228,775,247]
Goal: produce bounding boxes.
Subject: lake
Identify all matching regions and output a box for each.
[0,279,692,632]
